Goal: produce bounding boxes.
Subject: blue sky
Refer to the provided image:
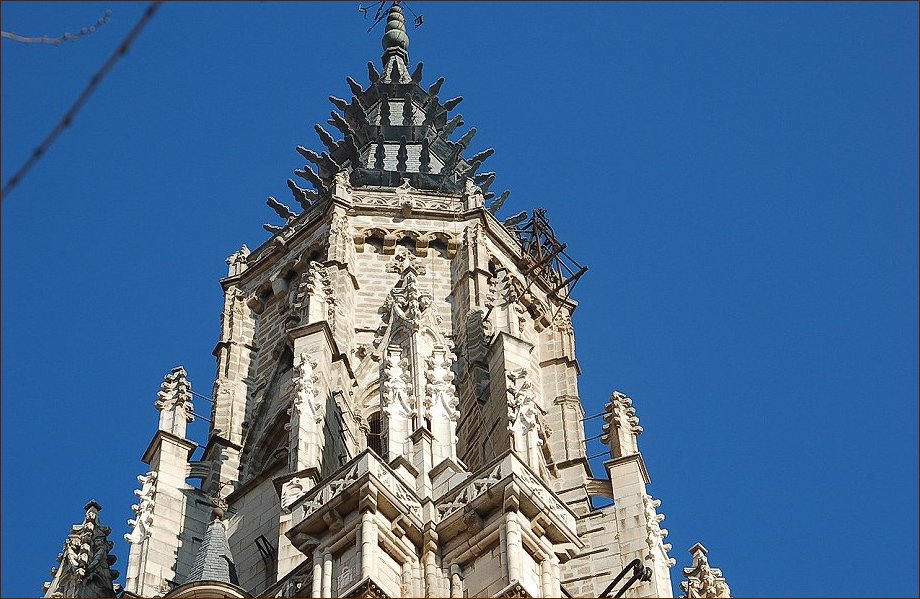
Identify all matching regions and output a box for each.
[2,2,917,597]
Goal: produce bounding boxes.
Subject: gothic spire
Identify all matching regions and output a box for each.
[187,502,239,586]
[263,0,512,232]
[43,501,121,598]
[680,543,731,598]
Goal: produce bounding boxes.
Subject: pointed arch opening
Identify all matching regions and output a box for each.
[366,410,388,460]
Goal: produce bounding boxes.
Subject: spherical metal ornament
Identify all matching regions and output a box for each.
[382,6,409,50]
[383,28,409,50]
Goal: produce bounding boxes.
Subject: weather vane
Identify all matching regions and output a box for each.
[359,1,423,31]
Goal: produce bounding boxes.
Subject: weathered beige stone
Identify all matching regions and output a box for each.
[101,7,742,599]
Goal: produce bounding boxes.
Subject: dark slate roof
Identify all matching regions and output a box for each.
[187,518,239,585]
[265,3,510,230]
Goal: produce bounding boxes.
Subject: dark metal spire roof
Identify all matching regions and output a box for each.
[187,513,238,586]
[266,2,510,228]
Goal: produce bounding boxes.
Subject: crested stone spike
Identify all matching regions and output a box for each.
[263,223,284,234]
[267,196,296,220]
[294,165,325,190]
[491,190,511,212]
[681,543,731,598]
[314,124,338,152]
[368,61,381,83]
[328,111,356,138]
[44,501,119,598]
[602,390,643,458]
[329,95,349,112]
[346,76,364,96]
[474,171,496,184]
[351,95,370,125]
[286,179,317,210]
[428,77,445,96]
[411,61,423,83]
[477,173,496,194]
[443,96,463,111]
[155,367,194,436]
[463,160,483,178]
[442,114,463,136]
[470,148,495,164]
[457,128,477,149]
[296,146,322,165]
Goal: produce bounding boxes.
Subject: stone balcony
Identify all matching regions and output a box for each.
[436,450,580,545]
[283,449,580,550]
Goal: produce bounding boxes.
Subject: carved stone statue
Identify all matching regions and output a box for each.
[291,353,322,423]
[506,368,545,469]
[281,477,307,514]
[386,246,427,275]
[486,268,521,336]
[226,244,250,277]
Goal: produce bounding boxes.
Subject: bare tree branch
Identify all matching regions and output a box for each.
[1,10,112,46]
[1,3,162,201]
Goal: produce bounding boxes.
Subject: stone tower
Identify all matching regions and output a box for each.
[43,4,731,598]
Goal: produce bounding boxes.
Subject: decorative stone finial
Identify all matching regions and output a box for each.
[681,543,731,598]
[601,390,642,458]
[154,366,195,437]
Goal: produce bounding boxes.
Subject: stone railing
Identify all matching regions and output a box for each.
[291,450,422,522]
[436,451,577,534]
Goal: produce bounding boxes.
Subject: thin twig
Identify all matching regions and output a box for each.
[1,10,112,46]
[1,3,163,201]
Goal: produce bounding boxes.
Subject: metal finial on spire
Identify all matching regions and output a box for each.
[378,2,412,83]
[382,3,409,52]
